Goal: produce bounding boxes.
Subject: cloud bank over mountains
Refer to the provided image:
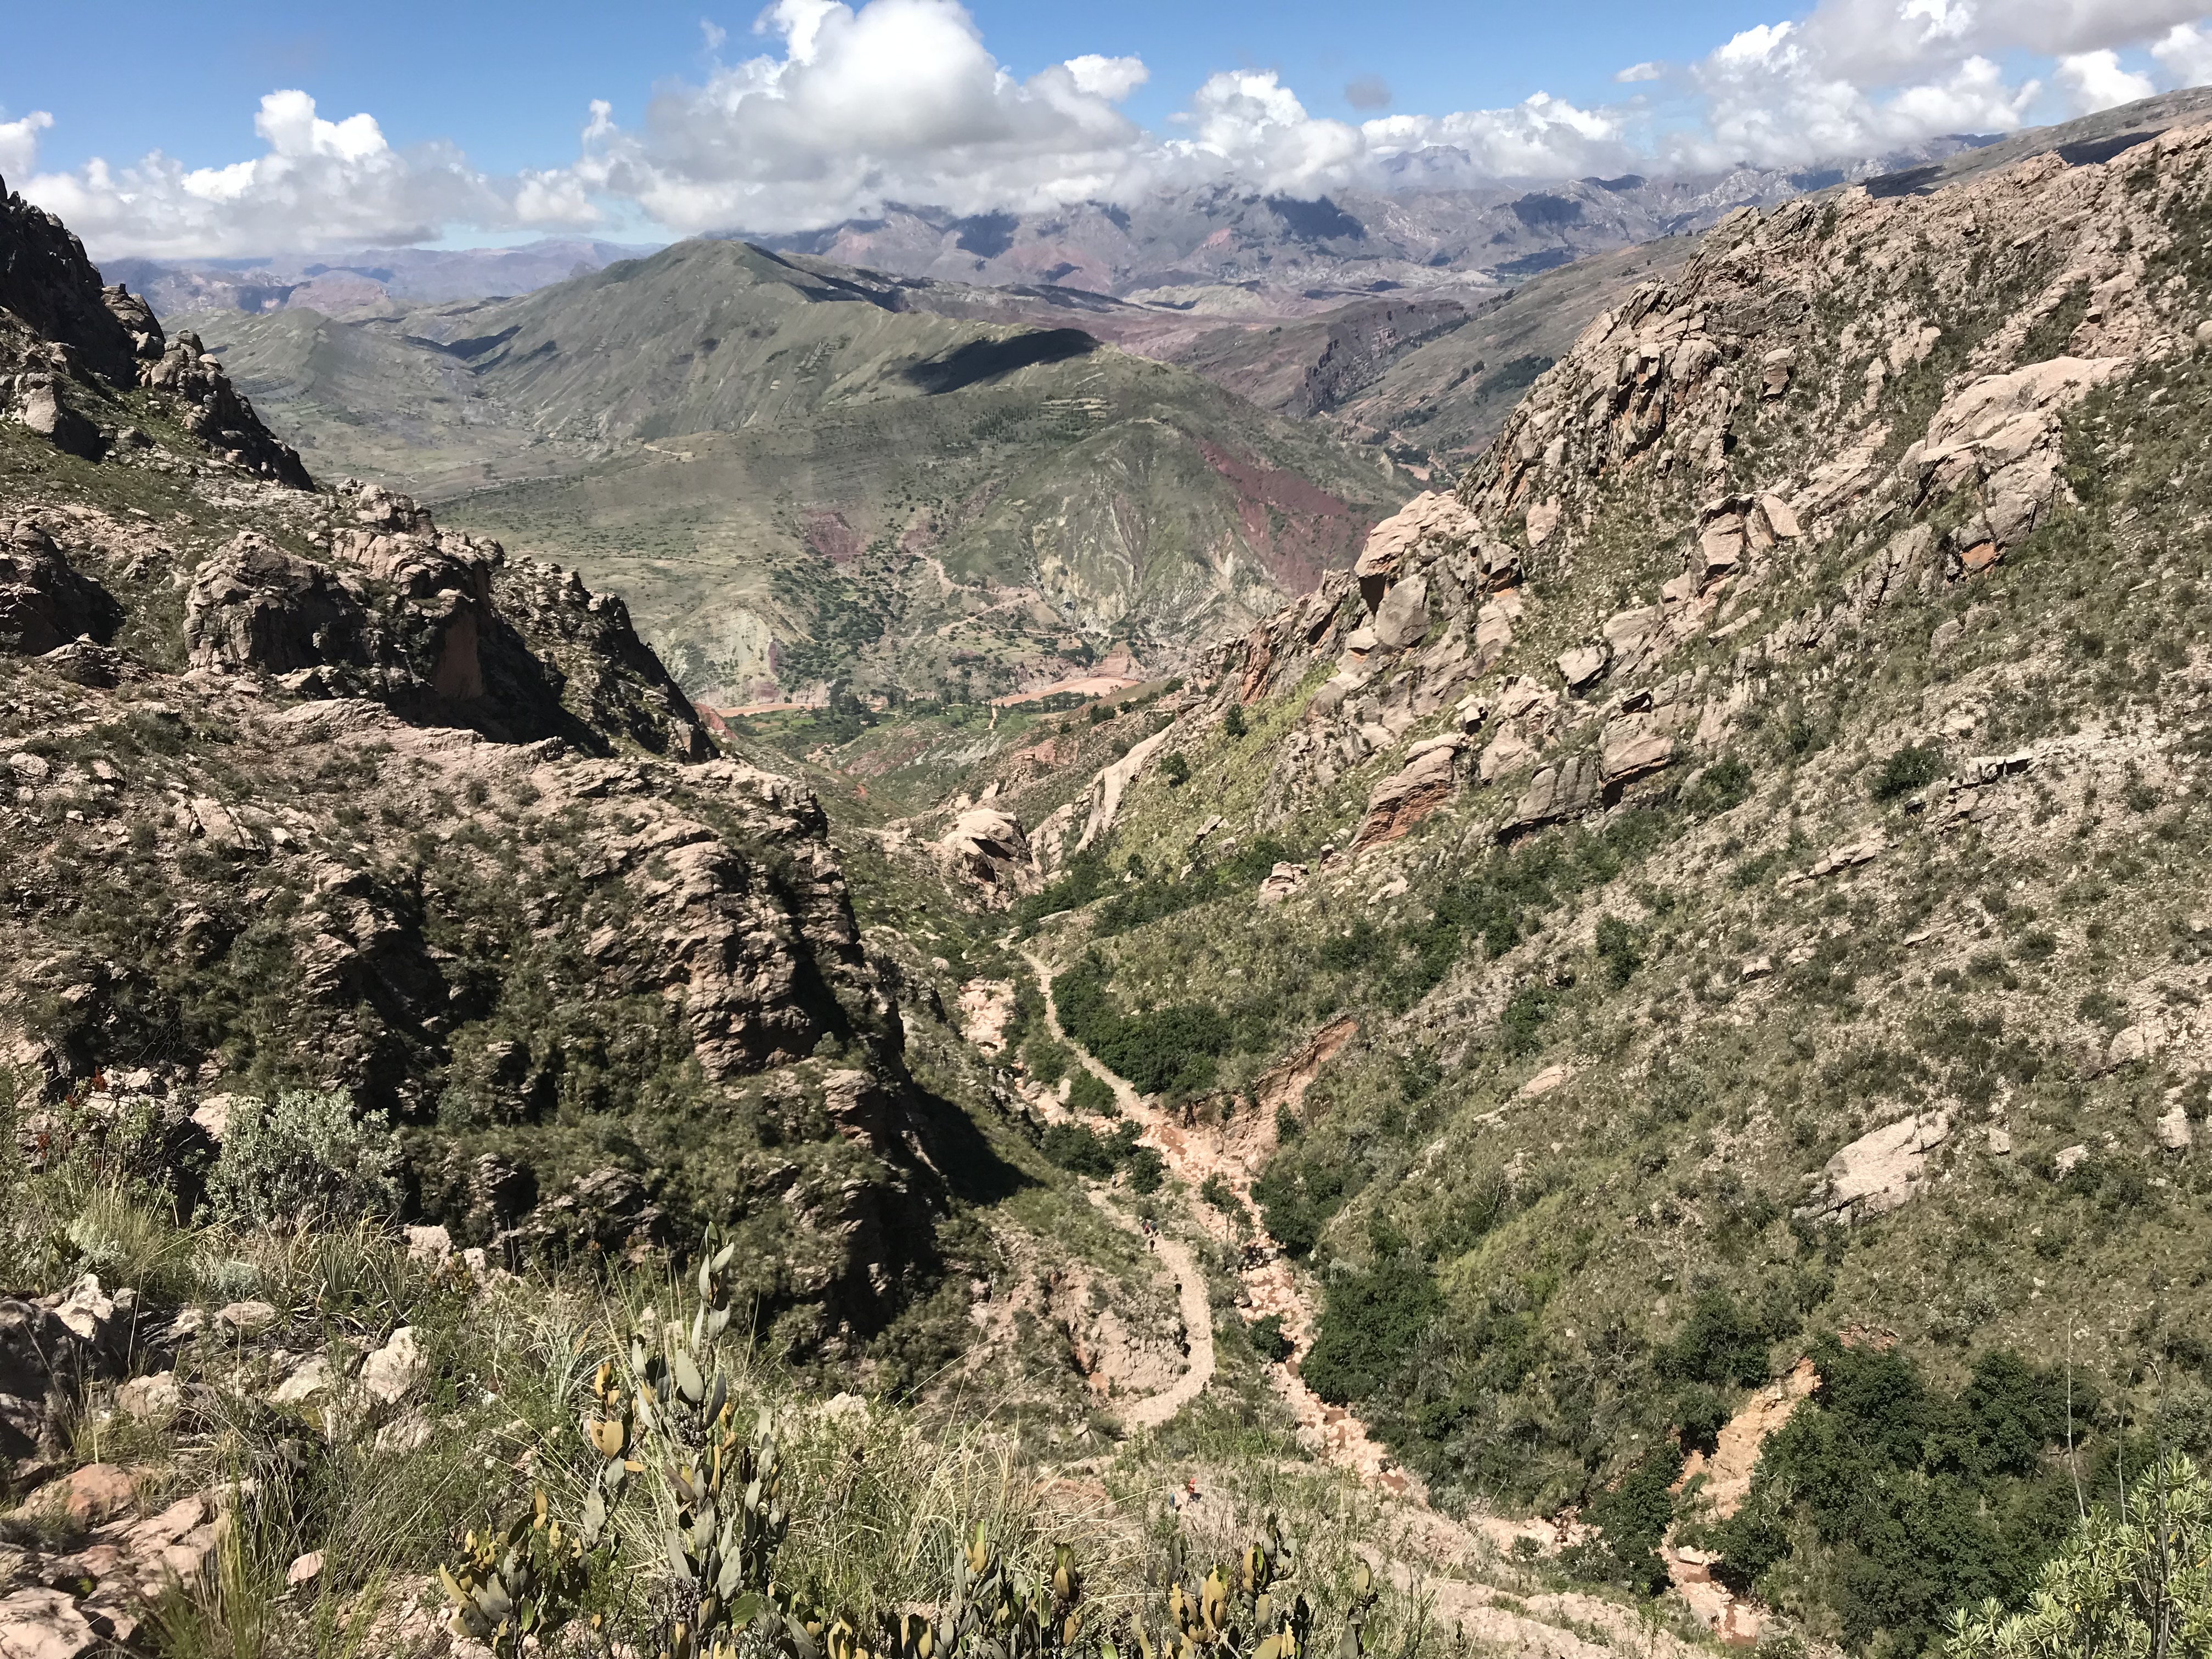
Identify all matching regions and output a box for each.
[7,0,2212,258]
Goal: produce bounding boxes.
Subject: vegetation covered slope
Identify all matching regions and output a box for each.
[0,179,981,1345]
[190,241,1413,707]
[953,111,2212,1654]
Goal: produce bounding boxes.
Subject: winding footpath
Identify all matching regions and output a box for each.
[1024,952,1407,1483]
[1024,950,1718,1657]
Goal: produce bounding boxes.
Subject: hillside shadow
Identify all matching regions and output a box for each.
[904,328,1098,395]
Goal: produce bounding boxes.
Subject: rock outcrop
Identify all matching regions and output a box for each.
[936,806,1038,902]
[1795,1112,1953,1223]
[0,523,121,656]
[0,188,947,1335]
[2,174,307,486]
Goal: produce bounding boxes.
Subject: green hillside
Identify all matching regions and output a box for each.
[193,241,1413,705]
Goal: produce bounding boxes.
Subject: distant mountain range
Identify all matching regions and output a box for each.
[188,241,1413,707]
[104,239,659,320]
[121,139,2007,325]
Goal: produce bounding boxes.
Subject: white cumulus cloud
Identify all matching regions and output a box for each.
[18,90,594,260]
[2155,20,2212,83]
[1,109,53,184]
[569,0,1151,233]
[22,0,2212,258]
[2056,47,2159,111]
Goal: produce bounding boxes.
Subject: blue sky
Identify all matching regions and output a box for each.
[3,0,2207,257]
[7,1,1791,174]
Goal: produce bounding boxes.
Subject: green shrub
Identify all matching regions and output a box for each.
[1658,1288,1780,1389]
[1681,754,1754,817]
[1871,743,1949,802]
[1248,1313,1294,1363]
[1052,960,1229,1098]
[1575,1442,1684,1596]
[1159,753,1190,786]
[1942,1453,2212,1657]
[1713,1339,2084,1655]
[1125,1147,1165,1194]
[204,1090,403,1233]
[1065,1069,1116,1116]
[1302,1259,1442,1404]
[1041,1122,1119,1178]
[1025,1038,1070,1086]
[1251,1154,1348,1259]
[1594,915,1644,988]
[1223,704,1247,738]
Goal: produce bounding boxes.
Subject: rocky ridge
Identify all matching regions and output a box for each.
[0,175,953,1338]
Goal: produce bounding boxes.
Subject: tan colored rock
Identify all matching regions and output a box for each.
[1797,1111,1951,1223]
[360,1328,422,1404]
[1353,491,1479,585]
[1478,726,1537,782]
[1756,493,1802,540]
[286,1550,325,1588]
[1501,754,1600,837]
[1254,1016,1359,1114]
[31,1463,137,1527]
[1472,604,1514,667]
[1352,736,1463,850]
[1902,356,2130,558]
[271,1356,330,1406]
[1525,500,1561,545]
[936,806,1036,902]
[1600,716,1674,785]
[1675,1355,1818,1519]
[0,1589,100,1659]
[215,1300,278,1334]
[115,1373,184,1423]
[1257,862,1308,905]
[1557,645,1605,690]
[1074,728,1171,854]
[2157,1105,2193,1151]
[1370,574,1430,650]
[2108,1024,2160,1068]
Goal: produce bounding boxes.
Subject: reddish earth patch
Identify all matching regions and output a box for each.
[1194,440,1369,596]
[802,509,864,564]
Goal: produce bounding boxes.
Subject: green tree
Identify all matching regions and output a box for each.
[1942,1453,2212,1658]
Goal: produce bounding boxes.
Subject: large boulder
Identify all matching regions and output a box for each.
[936,806,1036,903]
[1901,356,2129,567]
[184,533,377,676]
[14,383,101,459]
[1352,735,1464,850]
[1795,1111,1952,1223]
[0,524,121,656]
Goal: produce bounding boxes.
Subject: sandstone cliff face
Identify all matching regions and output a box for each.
[1198,123,2212,842]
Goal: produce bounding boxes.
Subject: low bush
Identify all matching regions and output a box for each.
[204,1090,404,1233]
[1248,1313,1294,1363]
[1573,1442,1684,1596]
[1871,742,1949,802]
